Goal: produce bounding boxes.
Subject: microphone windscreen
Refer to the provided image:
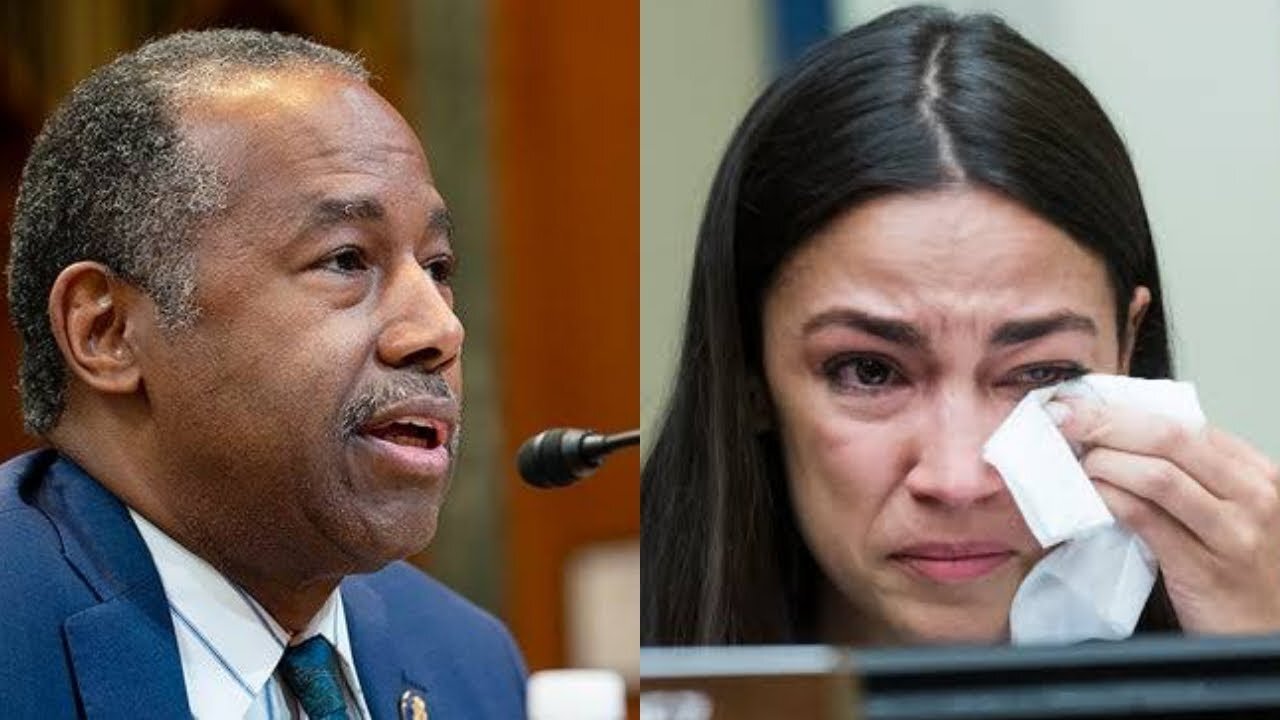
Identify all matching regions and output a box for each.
[517,429,580,488]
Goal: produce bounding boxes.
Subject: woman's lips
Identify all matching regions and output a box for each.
[890,542,1016,583]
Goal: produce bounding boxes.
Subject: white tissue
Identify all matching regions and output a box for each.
[982,374,1205,644]
[984,386,1112,547]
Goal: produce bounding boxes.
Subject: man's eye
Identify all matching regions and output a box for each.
[823,355,903,393]
[424,255,455,285]
[321,247,368,273]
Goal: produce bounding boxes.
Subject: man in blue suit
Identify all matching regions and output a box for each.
[1,30,526,718]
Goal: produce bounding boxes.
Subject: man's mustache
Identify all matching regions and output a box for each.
[338,374,460,441]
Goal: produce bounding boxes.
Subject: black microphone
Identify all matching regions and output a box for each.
[516,427,640,488]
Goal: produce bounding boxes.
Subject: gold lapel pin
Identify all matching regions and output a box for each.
[399,689,428,720]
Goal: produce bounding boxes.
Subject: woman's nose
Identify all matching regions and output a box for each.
[902,397,1007,507]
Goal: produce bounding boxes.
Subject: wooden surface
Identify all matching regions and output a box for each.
[642,675,860,720]
[491,0,641,673]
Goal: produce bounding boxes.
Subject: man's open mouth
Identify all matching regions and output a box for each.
[361,418,449,450]
[349,395,460,478]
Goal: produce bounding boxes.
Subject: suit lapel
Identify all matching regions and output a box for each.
[343,578,432,720]
[64,584,190,718]
[33,453,188,718]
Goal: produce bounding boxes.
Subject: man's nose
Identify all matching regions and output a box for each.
[903,395,1006,507]
[376,260,464,372]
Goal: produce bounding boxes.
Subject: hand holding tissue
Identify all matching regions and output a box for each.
[984,373,1280,643]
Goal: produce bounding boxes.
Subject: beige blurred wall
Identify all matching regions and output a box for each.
[640,1,767,445]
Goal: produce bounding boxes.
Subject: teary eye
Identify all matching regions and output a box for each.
[822,354,903,393]
[1009,363,1089,388]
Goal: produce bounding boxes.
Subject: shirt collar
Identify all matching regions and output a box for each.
[129,509,366,718]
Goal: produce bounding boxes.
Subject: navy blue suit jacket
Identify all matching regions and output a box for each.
[0,449,526,719]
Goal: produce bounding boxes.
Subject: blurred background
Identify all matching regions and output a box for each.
[643,0,1280,460]
[0,0,638,691]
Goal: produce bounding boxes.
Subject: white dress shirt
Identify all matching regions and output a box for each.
[130,509,373,719]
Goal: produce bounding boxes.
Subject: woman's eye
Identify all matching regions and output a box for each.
[823,355,903,393]
[1011,364,1088,388]
[321,247,368,273]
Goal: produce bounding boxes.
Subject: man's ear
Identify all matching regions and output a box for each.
[48,261,145,395]
[1119,285,1152,375]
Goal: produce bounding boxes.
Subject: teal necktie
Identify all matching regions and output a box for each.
[279,636,351,720]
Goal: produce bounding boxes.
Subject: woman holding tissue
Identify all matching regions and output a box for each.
[641,5,1280,646]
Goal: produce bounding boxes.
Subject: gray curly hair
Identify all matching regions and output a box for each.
[8,29,368,435]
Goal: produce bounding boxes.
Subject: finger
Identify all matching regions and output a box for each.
[1053,398,1253,501]
[1205,428,1280,516]
[1205,426,1277,478]
[1082,446,1232,551]
[1093,478,1207,567]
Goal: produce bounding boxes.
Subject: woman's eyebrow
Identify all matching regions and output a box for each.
[802,308,926,349]
[800,308,1097,350]
[988,311,1097,347]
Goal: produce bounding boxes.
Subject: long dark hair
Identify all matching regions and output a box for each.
[642,5,1178,645]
